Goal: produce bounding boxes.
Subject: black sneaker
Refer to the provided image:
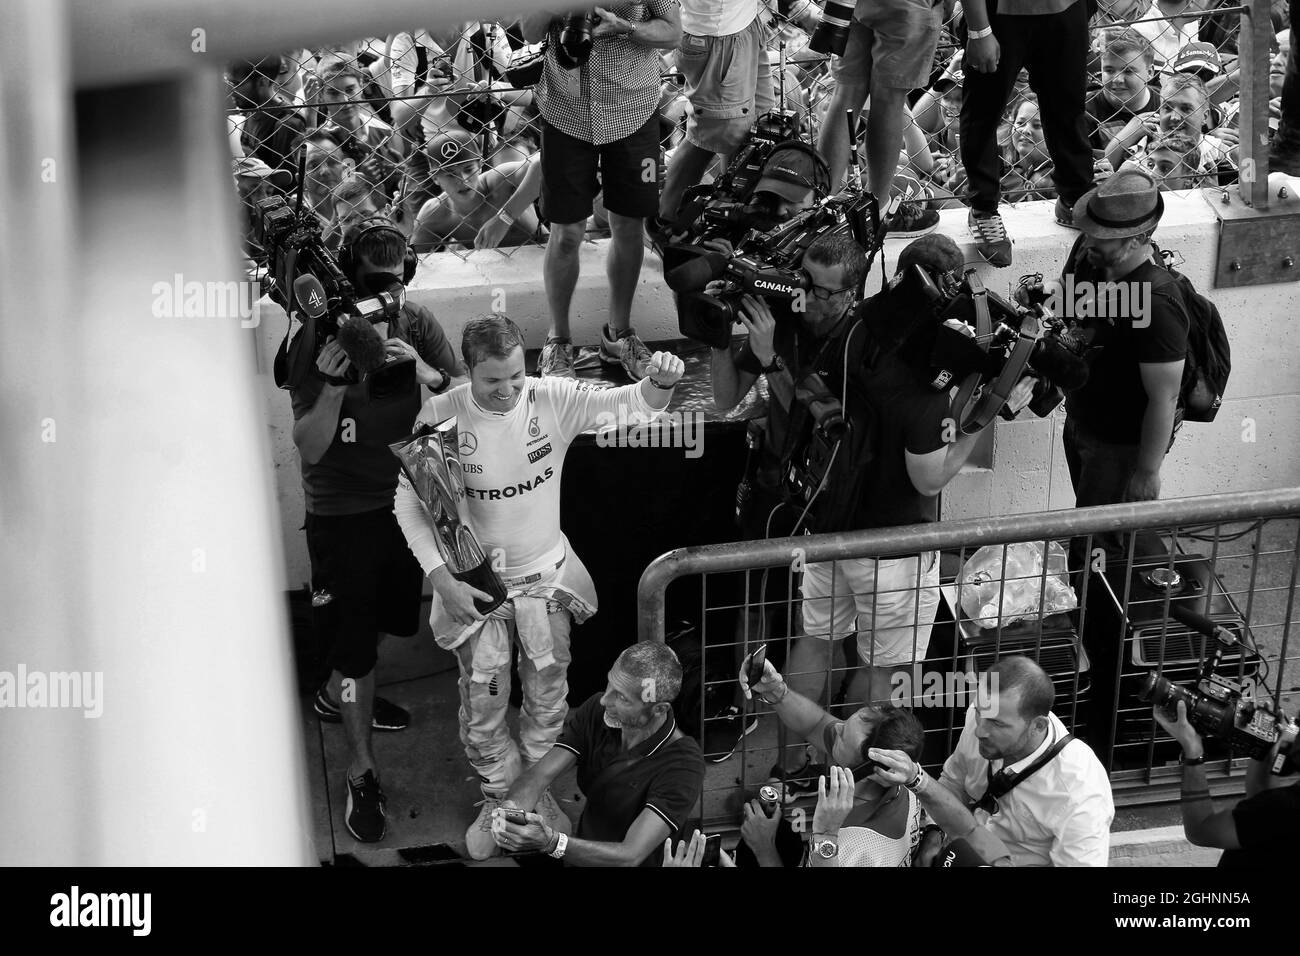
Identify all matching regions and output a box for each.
[345,769,388,843]
[701,704,759,763]
[314,686,410,732]
[887,199,940,238]
[968,209,1013,267]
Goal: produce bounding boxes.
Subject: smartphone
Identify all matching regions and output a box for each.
[701,832,722,868]
[502,808,528,826]
[745,644,768,689]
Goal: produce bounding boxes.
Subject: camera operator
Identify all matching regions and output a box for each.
[291,219,465,843]
[1154,701,1300,867]
[520,4,682,380]
[715,233,1033,721]
[871,656,1115,866]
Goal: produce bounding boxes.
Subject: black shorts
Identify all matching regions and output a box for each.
[540,112,661,224]
[304,507,423,679]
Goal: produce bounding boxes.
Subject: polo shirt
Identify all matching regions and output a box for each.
[554,693,705,866]
[940,707,1115,866]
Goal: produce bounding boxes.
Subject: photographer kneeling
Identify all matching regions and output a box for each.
[1154,701,1300,867]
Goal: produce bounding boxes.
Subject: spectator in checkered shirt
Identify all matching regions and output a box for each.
[521,4,683,384]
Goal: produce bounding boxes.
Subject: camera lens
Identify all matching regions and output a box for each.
[809,0,855,56]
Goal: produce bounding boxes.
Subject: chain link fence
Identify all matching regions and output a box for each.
[227,3,1287,271]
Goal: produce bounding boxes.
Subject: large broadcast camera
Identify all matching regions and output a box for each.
[920,270,1096,433]
[1139,607,1299,770]
[259,154,414,399]
[667,108,886,350]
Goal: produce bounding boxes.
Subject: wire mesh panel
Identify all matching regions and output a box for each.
[638,490,1300,838]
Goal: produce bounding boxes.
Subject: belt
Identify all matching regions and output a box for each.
[501,556,566,588]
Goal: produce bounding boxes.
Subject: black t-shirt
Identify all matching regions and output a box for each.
[291,301,460,516]
[734,312,821,482]
[736,303,951,529]
[1063,257,1189,445]
[554,694,706,867]
[1085,87,1162,153]
[1218,780,1300,867]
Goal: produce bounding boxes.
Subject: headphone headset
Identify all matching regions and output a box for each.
[763,139,832,199]
[338,215,418,286]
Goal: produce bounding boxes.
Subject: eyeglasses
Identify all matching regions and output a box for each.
[809,282,856,301]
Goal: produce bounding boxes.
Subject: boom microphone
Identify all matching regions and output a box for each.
[665,250,730,294]
[336,315,389,375]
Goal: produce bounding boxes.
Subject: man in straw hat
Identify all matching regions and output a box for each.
[1061,161,1188,534]
[1059,161,1192,764]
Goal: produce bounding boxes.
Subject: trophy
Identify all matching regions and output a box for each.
[390,418,507,615]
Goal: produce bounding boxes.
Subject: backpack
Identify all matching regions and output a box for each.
[1150,242,1231,423]
[1065,235,1231,422]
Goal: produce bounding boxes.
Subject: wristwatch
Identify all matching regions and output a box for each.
[761,354,786,375]
[548,831,569,859]
[1180,752,1207,766]
[811,837,838,859]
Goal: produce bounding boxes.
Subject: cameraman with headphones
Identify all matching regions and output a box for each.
[1154,701,1300,867]
[291,217,466,844]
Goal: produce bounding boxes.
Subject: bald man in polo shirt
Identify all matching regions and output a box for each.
[871,656,1115,866]
[492,641,706,866]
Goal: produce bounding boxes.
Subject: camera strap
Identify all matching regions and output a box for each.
[947,271,991,429]
[978,732,1077,810]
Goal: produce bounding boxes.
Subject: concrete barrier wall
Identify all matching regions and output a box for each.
[257,193,1300,588]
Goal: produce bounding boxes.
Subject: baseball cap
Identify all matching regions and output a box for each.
[1172,41,1224,78]
[233,156,292,190]
[426,129,484,173]
[755,145,822,203]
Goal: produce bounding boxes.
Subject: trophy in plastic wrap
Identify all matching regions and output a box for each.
[390,418,507,615]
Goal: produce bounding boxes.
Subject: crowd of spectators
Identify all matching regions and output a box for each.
[228,1,1293,272]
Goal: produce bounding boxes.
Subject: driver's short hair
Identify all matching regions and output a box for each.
[461,313,527,370]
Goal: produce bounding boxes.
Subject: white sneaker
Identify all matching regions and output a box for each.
[465,791,504,860]
[535,788,572,836]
